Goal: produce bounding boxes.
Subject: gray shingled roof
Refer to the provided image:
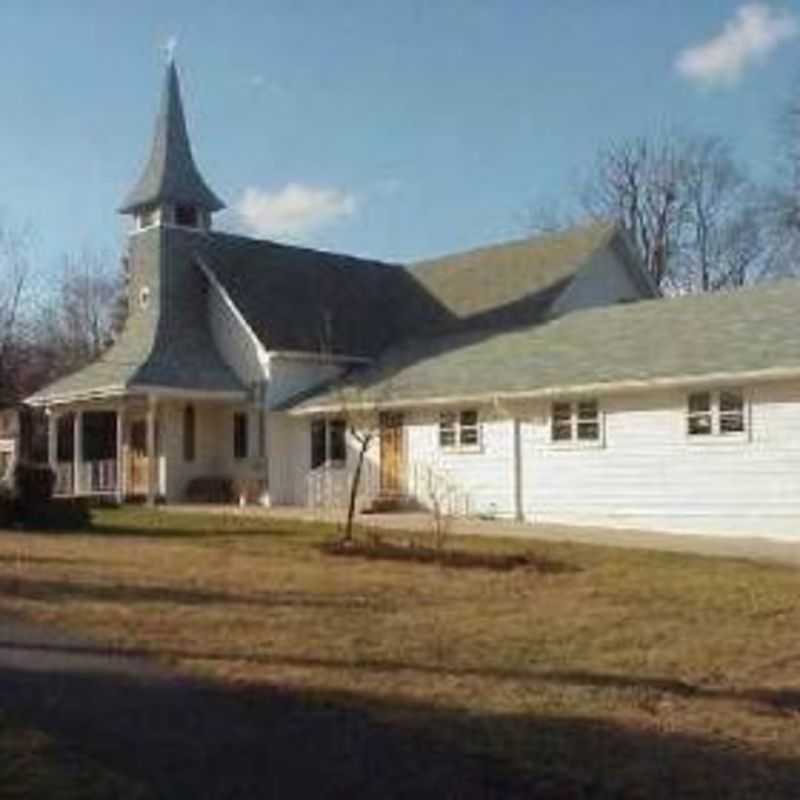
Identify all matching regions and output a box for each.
[202,221,619,358]
[409,220,618,326]
[26,220,628,404]
[288,277,800,411]
[119,62,225,214]
[199,233,446,358]
[28,228,244,404]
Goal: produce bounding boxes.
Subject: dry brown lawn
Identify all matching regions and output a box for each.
[2,507,800,797]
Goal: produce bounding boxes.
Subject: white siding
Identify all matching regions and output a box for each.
[207,278,268,386]
[162,401,267,503]
[521,381,800,539]
[278,414,381,509]
[404,408,516,517]
[282,406,515,516]
[266,356,344,410]
[280,379,800,540]
[550,245,644,317]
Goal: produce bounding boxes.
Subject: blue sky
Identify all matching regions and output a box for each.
[1,1,799,283]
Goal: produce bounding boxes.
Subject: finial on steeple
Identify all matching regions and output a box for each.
[119,59,225,225]
[164,35,178,64]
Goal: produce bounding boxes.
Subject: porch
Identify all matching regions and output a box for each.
[48,397,163,504]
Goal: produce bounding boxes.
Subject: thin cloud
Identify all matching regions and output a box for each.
[675,3,798,87]
[235,183,357,238]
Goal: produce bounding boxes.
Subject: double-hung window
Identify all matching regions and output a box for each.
[550,399,600,443]
[687,389,746,437]
[311,419,347,468]
[439,410,480,450]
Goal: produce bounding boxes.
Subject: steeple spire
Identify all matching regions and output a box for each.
[119,61,224,222]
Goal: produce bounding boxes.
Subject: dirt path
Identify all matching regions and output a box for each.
[0,615,527,799]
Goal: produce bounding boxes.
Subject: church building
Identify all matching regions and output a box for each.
[27,62,800,540]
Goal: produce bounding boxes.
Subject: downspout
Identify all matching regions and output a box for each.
[493,395,524,523]
[512,417,523,523]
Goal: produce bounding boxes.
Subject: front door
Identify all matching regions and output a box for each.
[127,420,149,495]
[379,413,405,494]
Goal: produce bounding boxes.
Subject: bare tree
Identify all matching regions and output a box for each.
[340,401,381,543]
[757,90,800,277]
[35,247,122,380]
[0,221,32,403]
[532,131,769,293]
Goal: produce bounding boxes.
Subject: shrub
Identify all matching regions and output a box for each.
[186,476,235,504]
[21,498,91,531]
[0,484,14,528]
[14,462,55,512]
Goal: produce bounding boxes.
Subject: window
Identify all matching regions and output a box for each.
[577,400,599,441]
[138,208,157,229]
[439,409,481,450]
[550,399,600,443]
[175,205,199,228]
[183,405,195,462]
[687,389,745,437]
[329,420,346,463]
[233,412,248,460]
[310,418,347,468]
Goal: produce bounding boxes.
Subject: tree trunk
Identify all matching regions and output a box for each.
[344,437,370,542]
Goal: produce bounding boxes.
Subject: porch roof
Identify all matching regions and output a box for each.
[26,328,246,406]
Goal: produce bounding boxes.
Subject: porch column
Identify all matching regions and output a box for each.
[116,404,126,504]
[73,410,83,495]
[146,394,158,507]
[47,410,60,472]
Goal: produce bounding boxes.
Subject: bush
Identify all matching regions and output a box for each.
[0,484,14,528]
[21,497,91,531]
[14,462,55,512]
[186,476,235,504]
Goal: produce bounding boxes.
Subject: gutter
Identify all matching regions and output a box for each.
[26,383,247,408]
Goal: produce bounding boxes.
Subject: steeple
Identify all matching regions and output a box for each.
[119,60,225,230]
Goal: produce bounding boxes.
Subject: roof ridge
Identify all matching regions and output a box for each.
[410,218,616,269]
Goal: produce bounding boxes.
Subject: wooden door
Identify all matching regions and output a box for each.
[379,413,405,494]
[127,420,148,495]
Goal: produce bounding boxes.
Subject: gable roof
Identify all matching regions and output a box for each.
[408,220,619,326]
[25,219,638,405]
[288,277,800,412]
[201,221,625,359]
[198,232,447,359]
[119,62,225,214]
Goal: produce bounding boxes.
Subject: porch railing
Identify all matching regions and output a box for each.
[54,460,117,496]
[54,463,74,496]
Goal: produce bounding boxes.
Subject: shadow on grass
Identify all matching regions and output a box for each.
[0,575,393,611]
[2,634,800,719]
[0,640,799,798]
[87,520,324,541]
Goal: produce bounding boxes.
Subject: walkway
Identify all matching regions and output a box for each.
[168,504,800,566]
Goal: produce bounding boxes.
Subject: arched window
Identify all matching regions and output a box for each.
[183,405,196,462]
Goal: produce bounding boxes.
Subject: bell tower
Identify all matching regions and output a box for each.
[119,60,225,231]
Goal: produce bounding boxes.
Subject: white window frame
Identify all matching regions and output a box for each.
[549,399,604,448]
[686,388,749,442]
[439,409,482,452]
